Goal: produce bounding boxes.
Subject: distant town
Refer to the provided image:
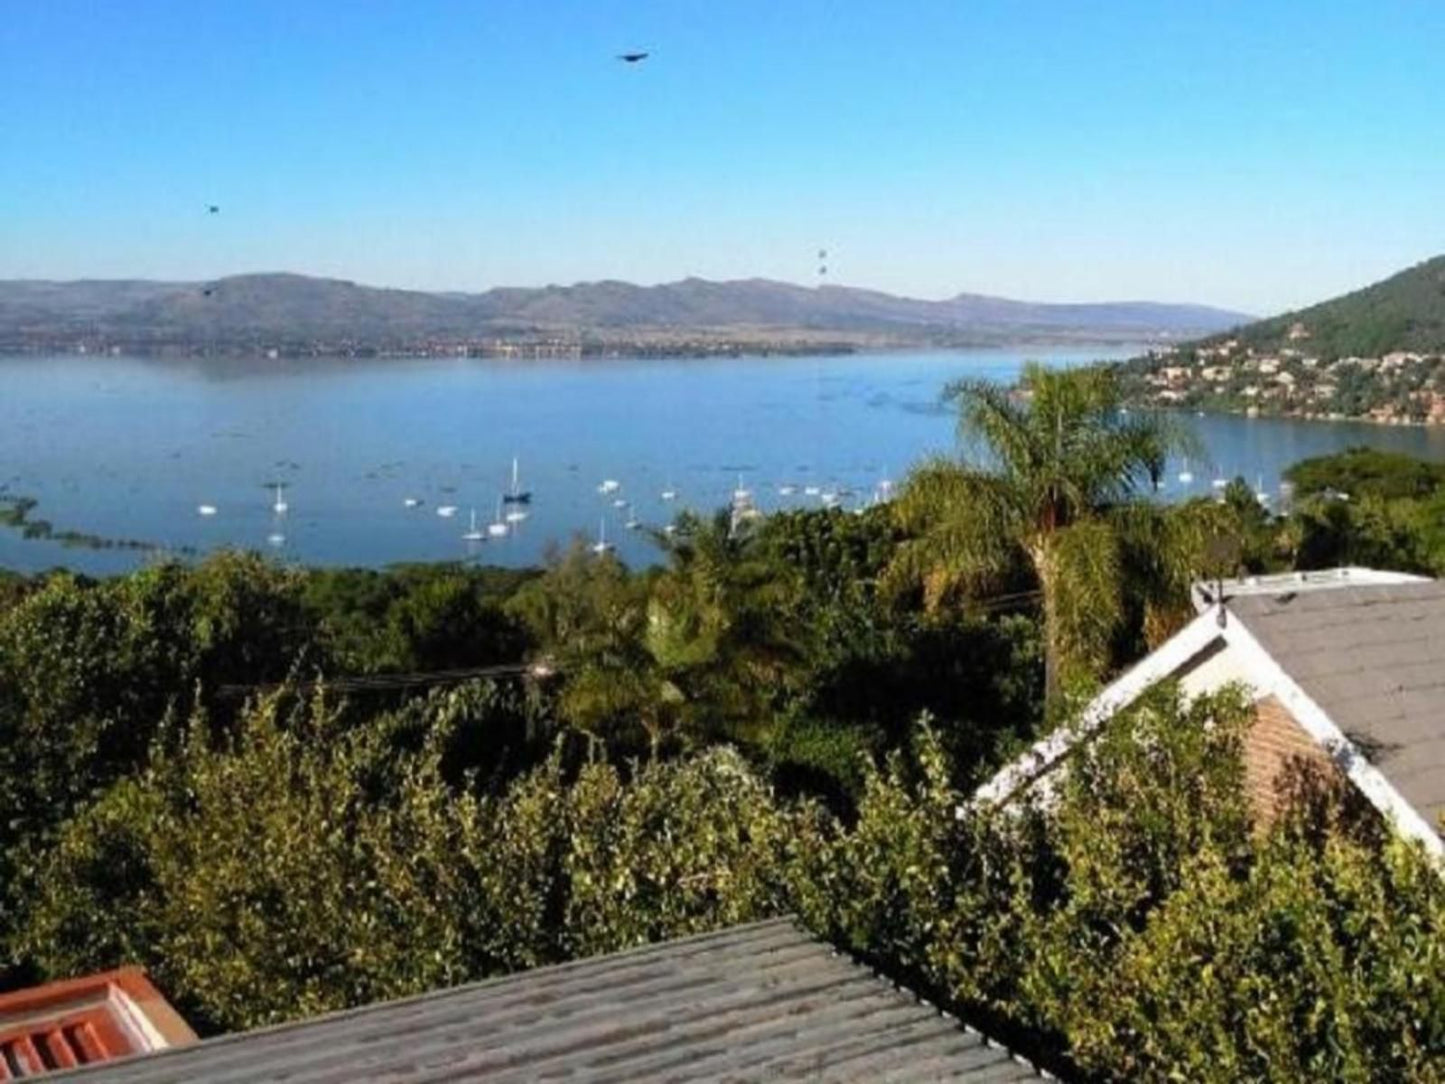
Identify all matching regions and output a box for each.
[1123,329,1445,425]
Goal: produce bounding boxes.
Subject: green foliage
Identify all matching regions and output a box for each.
[1285,446,1445,501]
[300,563,534,673]
[13,685,817,1033]
[890,363,1193,696]
[0,555,311,894]
[1235,255,1445,359]
[800,689,1445,1083]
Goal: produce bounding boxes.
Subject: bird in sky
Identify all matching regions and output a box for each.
[617,52,649,64]
[207,205,219,214]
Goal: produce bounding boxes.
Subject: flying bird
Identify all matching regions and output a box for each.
[207,205,220,214]
[617,51,649,63]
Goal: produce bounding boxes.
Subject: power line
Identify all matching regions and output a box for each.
[217,661,557,700]
[215,590,1041,699]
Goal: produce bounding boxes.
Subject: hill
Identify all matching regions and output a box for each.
[1210,255,1445,359]
[1120,256,1445,424]
[0,273,1249,357]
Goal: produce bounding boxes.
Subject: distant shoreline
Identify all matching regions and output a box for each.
[1150,403,1445,431]
[0,337,1160,365]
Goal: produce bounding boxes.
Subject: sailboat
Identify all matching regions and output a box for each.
[1255,475,1271,507]
[732,474,752,503]
[591,518,614,555]
[272,484,289,515]
[502,457,531,504]
[487,497,509,538]
[1177,459,1194,485]
[462,508,484,542]
[197,504,218,517]
[624,503,641,530]
[660,482,677,501]
[598,479,621,494]
[436,504,458,518]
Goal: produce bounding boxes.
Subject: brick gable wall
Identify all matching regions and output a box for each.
[1244,695,1341,825]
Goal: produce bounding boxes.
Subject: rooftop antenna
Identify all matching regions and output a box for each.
[1204,533,1240,627]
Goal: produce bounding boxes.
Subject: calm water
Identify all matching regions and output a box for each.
[4,350,1445,576]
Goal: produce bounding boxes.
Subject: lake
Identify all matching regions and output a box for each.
[5,349,1445,576]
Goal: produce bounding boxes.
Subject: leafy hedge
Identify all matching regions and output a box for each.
[9,684,1442,1081]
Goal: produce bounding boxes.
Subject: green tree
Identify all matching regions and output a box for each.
[11,683,816,1033]
[0,554,311,914]
[644,509,803,751]
[889,363,1189,699]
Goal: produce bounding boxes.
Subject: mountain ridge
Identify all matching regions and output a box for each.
[0,272,1251,356]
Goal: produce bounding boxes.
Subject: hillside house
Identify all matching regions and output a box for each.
[975,569,1445,858]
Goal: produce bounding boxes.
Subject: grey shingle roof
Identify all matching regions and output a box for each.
[53,918,1051,1082]
[1228,580,1445,836]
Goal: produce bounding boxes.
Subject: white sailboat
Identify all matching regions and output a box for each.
[1177,459,1194,485]
[197,504,217,517]
[503,456,531,504]
[778,483,797,497]
[732,474,752,502]
[487,497,509,538]
[403,496,422,508]
[598,479,621,494]
[660,482,677,501]
[505,506,529,524]
[591,518,614,555]
[266,532,285,547]
[272,484,289,515]
[436,505,458,518]
[803,484,821,497]
[462,508,484,542]
[1255,475,1271,507]
[624,503,641,530]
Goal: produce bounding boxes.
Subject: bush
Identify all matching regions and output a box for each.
[11,684,820,1033]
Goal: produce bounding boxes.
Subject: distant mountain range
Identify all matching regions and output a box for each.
[0,273,1251,357]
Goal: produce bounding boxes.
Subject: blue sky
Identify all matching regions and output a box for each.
[3,1,1443,314]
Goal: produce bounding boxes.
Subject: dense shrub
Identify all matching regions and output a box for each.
[11,683,819,1033]
[11,683,1443,1081]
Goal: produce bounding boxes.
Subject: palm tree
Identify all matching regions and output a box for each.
[888,362,1193,702]
[646,509,802,750]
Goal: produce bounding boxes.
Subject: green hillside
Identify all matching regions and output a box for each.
[1224,255,1445,358]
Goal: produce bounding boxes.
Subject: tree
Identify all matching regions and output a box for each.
[506,542,663,756]
[888,363,1190,699]
[644,509,804,751]
[11,684,815,1033]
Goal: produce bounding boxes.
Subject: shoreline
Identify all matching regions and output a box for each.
[1148,404,1444,431]
[0,338,1169,365]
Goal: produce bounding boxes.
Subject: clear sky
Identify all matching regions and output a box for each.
[3,1,1443,315]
